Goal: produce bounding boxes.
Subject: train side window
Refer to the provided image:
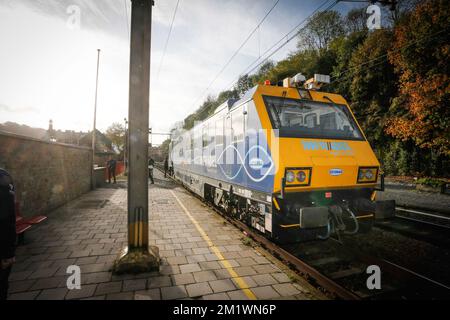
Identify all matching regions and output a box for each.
[202,125,208,148]
[209,123,215,147]
[190,132,194,161]
[225,115,232,145]
[232,108,244,142]
[215,118,223,145]
[192,128,203,164]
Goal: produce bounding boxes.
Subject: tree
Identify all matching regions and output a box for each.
[105,122,126,156]
[386,0,450,157]
[217,89,239,104]
[345,8,367,34]
[235,74,254,96]
[183,95,221,130]
[348,29,397,149]
[297,10,345,52]
[250,61,276,84]
[265,49,325,84]
[160,138,171,160]
[328,30,368,98]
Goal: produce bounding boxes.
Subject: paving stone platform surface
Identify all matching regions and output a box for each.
[8,170,323,300]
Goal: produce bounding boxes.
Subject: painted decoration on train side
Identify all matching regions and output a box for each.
[216,144,274,183]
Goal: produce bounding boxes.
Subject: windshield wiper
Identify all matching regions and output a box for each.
[271,103,282,128]
[273,91,287,128]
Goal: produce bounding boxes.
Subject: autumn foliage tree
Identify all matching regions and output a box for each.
[348,29,397,148]
[386,0,450,157]
[178,2,449,177]
[105,122,126,156]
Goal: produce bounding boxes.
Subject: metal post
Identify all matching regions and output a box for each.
[124,117,128,172]
[91,49,101,190]
[113,0,159,274]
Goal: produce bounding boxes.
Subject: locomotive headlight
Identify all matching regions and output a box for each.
[357,167,378,183]
[285,171,295,183]
[296,170,306,182]
[284,168,311,186]
[358,169,366,180]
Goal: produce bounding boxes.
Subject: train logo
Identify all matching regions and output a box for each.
[329,168,343,176]
[249,157,264,170]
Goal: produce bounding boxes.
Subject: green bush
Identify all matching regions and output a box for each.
[415,177,446,188]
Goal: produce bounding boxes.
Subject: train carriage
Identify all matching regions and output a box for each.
[169,74,381,243]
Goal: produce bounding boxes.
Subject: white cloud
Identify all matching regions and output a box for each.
[0,0,358,145]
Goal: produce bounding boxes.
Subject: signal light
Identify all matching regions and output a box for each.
[264,80,271,85]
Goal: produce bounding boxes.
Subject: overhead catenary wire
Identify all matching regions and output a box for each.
[188,0,282,111]
[226,0,446,92]
[222,0,338,92]
[156,0,181,82]
[328,26,450,86]
[333,27,449,80]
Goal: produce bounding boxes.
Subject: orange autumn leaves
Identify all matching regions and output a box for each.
[386,0,450,156]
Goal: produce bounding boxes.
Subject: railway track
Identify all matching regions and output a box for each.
[394,206,450,229]
[374,207,450,249]
[284,237,450,300]
[156,166,450,300]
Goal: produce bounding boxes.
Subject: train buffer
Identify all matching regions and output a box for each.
[7,169,323,300]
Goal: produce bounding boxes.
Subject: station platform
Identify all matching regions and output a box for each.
[7,170,323,300]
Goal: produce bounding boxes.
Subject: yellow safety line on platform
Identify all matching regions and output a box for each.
[170,190,257,300]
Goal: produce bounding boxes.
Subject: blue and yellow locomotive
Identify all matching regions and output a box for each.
[169,74,381,242]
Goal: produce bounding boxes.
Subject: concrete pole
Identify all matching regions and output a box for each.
[124,117,128,172]
[113,0,159,274]
[91,49,101,190]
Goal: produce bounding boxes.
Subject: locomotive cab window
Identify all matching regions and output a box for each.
[263,96,364,140]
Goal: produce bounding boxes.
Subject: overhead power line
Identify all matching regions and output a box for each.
[224,0,338,91]
[189,0,282,111]
[329,26,450,86]
[156,0,181,82]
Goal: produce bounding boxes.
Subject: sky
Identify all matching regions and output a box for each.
[0,0,364,145]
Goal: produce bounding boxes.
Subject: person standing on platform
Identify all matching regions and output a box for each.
[164,157,169,178]
[0,168,16,300]
[107,156,117,184]
[148,158,155,184]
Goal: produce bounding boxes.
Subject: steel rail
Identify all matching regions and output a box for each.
[155,166,359,300]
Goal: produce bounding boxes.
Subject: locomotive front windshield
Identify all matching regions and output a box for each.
[264,96,364,140]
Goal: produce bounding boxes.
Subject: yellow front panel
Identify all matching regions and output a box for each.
[251,84,380,193]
